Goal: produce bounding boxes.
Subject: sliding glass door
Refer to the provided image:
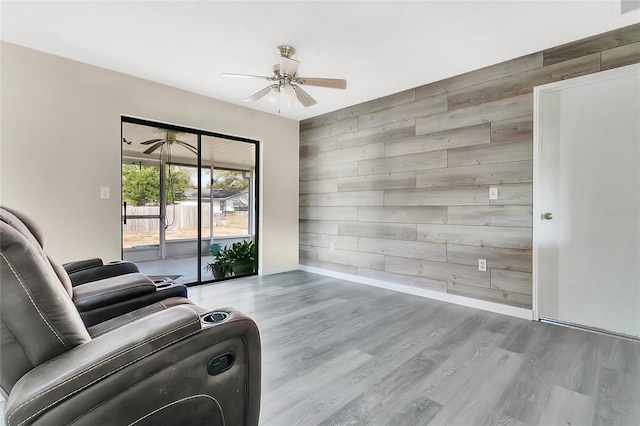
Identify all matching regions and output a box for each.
[121,161,162,258]
[121,118,258,285]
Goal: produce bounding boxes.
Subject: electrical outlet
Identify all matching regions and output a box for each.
[489,186,499,200]
[478,259,487,272]
[329,242,335,251]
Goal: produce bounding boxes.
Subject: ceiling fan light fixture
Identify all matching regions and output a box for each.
[267,86,280,106]
[223,45,346,109]
[282,84,298,107]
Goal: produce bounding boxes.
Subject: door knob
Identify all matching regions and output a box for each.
[542,212,553,220]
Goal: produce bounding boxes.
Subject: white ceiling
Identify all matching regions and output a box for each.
[1,1,638,121]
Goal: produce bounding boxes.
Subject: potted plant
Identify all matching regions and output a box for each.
[228,239,256,276]
[204,246,231,279]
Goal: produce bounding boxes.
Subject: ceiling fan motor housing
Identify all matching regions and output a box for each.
[166,130,179,143]
[272,64,296,81]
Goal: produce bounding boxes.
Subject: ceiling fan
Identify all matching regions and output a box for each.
[222,45,347,108]
[139,130,198,156]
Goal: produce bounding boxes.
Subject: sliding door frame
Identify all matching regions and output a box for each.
[121,116,260,285]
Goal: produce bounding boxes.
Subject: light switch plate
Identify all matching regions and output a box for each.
[489,186,499,200]
[100,186,110,200]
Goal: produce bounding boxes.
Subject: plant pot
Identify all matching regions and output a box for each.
[210,264,228,279]
[231,260,255,276]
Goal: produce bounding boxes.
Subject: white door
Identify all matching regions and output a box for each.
[534,64,640,338]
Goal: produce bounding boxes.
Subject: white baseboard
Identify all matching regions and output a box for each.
[258,264,299,276]
[298,265,533,321]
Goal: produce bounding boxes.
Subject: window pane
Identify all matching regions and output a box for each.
[200,167,212,240]
[212,169,249,236]
[164,164,198,240]
[122,218,160,249]
[122,163,160,215]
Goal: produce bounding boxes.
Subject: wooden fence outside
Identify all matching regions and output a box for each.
[124,204,211,232]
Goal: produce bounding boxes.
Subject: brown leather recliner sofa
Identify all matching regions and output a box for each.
[0,207,189,327]
[1,211,261,425]
[2,205,142,286]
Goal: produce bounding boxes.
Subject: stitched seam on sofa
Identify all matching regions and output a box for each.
[89,306,166,338]
[67,341,214,424]
[229,317,260,426]
[12,326,202,426]
[74,284,154,304]
[127,394,225,426]
[10,323,201,426]
[8,315,200,426]
[197,315,254,426]
[7,315,200,421]
[0,253,68,349]
[242,332,254,426]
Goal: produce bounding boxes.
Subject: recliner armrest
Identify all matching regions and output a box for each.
[5,306,261,426]
[62,258,104,274]
[72,273,156,312]
[5,305,202,426]
[67,261,140,286]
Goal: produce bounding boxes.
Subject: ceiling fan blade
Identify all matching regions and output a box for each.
[222,73,273,81]
[280,57,299,76]
[245,85,275,102]
[175,140,199,155]
[292,85,318,107]
[143,142,165,155]
[140,138,163,145]
[298,77,347,90]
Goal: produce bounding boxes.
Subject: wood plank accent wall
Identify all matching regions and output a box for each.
[299,23,640,309]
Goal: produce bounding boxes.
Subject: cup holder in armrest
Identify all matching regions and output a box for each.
[201,312,230,324]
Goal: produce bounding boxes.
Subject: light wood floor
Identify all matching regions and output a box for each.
[188,270,640,426]
[2,271,638,425]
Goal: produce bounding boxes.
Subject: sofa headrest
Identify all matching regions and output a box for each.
[0,207,73,297]
[0,207,44,250]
